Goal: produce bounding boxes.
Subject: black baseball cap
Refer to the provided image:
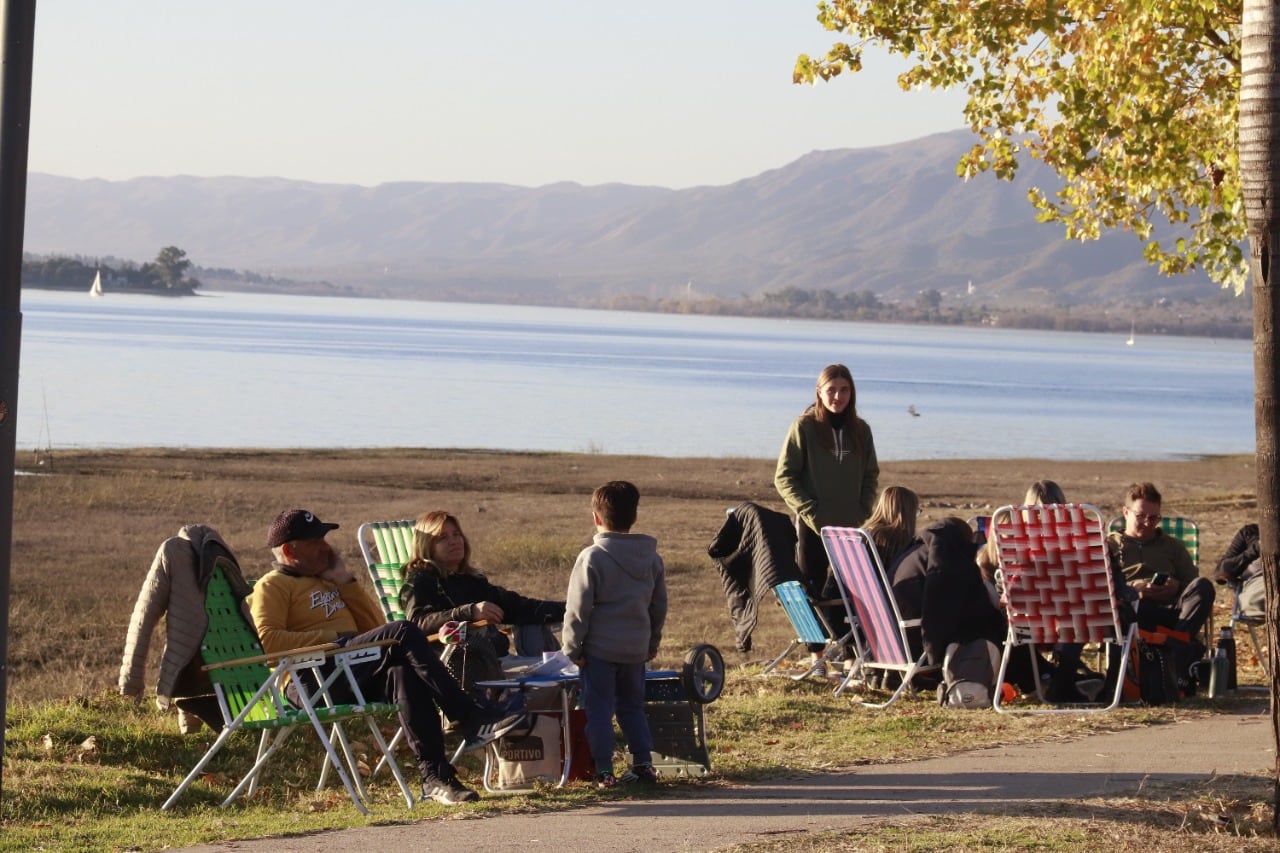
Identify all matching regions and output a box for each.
[267,508,339,547]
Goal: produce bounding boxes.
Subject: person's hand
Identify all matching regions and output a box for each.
[1151,581,1179,603]
[472,600,505,623]
[1135,578,1177,603]
[319,551,355,585]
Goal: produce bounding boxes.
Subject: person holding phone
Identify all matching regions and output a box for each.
[1105,482,1214,636]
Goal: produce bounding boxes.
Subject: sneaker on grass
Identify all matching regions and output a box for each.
[596,772,618,790]
[620,763,659,786]
[421,775,479,805]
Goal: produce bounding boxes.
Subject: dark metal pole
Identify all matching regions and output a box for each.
[0,0,37,805]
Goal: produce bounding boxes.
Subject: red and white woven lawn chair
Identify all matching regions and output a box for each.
[821,526,938,706]
[989,503,1137,713]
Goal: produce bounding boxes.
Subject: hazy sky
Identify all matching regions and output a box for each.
[29,1,968,190]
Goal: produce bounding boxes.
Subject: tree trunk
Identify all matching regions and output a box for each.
[1240,0,1280,829]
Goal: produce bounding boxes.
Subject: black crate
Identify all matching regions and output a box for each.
[644,702,710,776]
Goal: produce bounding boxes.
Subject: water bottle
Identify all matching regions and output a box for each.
[1219,627,1238,691]
[1208,645,1228,699]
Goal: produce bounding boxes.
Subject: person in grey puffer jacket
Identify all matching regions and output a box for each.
[561,480,668,788]
[118,524,252,732]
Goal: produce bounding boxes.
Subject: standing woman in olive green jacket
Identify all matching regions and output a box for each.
[774,364,880,664]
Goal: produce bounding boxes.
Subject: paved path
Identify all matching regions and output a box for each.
[181,705,1272,853]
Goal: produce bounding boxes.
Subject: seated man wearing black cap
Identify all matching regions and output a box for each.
[249,508,525,806]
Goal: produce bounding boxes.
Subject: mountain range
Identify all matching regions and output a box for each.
[22,129,1221,306]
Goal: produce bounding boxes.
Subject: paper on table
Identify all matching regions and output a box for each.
[525,650,578,678]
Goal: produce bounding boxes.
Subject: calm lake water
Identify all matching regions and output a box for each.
[13,289,1255,461]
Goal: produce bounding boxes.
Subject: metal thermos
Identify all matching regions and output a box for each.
[1208,645,1229,699]
[1219,626,1237,691]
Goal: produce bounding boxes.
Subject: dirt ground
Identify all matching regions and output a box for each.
[7,448,1258,704]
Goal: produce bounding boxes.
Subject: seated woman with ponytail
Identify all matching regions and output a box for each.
[399,510,566,689]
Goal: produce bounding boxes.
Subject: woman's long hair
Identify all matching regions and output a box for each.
[804,363,865,453]
[1024,480,1066,505]
[862,486,919,566]
[978,480,1067,581]
[401,510,476,579]
[810,363,856,425]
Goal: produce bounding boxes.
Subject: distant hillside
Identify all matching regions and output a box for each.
[23,129,1225,307]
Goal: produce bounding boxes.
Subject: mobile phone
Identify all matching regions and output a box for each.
[1151,572,1169,586]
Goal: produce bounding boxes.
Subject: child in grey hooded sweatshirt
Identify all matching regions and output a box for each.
[561,480,668,788]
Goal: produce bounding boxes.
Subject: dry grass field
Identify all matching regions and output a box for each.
[7,448,1259,706]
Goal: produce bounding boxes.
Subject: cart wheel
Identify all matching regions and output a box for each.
[682,643,725,704]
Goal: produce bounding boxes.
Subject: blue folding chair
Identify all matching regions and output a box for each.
[760,580,852,679]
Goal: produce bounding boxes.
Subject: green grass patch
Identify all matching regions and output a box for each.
[2,693,596,852]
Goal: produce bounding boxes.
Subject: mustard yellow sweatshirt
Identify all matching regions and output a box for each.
[249,564,385,654]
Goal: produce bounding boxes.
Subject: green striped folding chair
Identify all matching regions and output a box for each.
[358,520,416,622]
[162,562,413,813]
[354,520,418,776]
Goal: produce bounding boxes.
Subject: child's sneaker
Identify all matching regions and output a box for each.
[620,763,659,786]
[596,771,618,790]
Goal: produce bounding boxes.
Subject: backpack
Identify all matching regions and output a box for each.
[1121,627,1203,704]
[938,639,1001,709]
[1137,640,1179,704]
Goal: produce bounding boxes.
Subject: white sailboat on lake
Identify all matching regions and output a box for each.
[89,270,103,298]
[1126,321,1135,346]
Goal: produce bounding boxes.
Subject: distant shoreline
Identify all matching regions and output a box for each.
[23,282,195,298]
[11,444,1256,472]
[22,279,1254,341]
[10,446,1255,466]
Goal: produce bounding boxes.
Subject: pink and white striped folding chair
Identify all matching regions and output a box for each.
[989,502,1137,713]
[821,526,937,707]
